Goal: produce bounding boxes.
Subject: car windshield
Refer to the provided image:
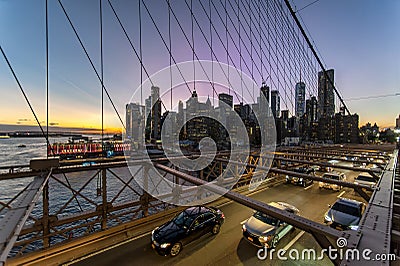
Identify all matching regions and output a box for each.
[332,202,360,217]
[324,174,339,180]
[253,211,278,226]
[172,211,196,229]
[356,175,375,182]
[294,168,306,173]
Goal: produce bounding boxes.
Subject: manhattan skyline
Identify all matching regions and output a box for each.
[0,0,399,131]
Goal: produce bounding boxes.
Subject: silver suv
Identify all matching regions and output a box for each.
[319,172,346,191]
[242,202,299,248]
[354,172,377,187]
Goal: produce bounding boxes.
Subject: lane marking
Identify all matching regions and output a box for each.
[282,231,305,251]
[217,182,274,208]
[304,184,313,190]
[63,231,152,265]
[337,191,346,198]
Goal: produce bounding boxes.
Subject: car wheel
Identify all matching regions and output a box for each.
[170,242,182,257]
[212,224,221,235]
[271,235,279,248]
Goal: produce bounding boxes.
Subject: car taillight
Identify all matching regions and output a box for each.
[221,213,225,219]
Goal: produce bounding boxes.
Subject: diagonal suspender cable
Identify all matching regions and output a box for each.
[283,0,351,115]
[0,46,52,152]
[58,0,126,130]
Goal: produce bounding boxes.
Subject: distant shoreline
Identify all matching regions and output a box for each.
[0,124,121,136]
[0,132,86,138]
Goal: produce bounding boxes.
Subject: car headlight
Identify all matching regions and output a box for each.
[349,225,359,231]
[285,175,289,180]
[242,224,246,231]
[259,235,272,243]
[299,178,303,182]
[324,214,332,222]
[160,243,171,249]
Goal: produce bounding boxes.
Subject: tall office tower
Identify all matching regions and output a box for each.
[151,86,161,140]
[145,96,152,140]
[271,90,280,118]
[259,83,270,116]
[305,96,317,125]
[126,103,133,138]
[281,110,289,121]
[295,81,306,118]
[218,93,233,109]
[126,103,145,145]
[178,100,184,114]
[317,69,335,119]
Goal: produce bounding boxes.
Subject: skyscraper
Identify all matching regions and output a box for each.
[218,93,233,109]
[126,103,145,146]
[317,69,335,119]
[295,81,306,118]
[271,90,280,118]
[260,84,270,103]
[259,83,270,116]
[396,115,400,129]
[151,86,161,140]
[305,96,317,125]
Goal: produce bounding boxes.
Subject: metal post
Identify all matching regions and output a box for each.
[101,168,107,229]
[42,182,50,248]
[141,165,149,217]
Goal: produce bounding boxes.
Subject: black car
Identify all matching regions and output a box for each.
[324,198,365,231]
[151,206,225,256]
[285,167,315,187]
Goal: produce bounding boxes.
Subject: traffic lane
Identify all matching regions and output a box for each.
[171,183,344,266]
[74,182,351,266]
[175,181,365,266]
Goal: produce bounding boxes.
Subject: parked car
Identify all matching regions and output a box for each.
[324,198,365,230]
[242,202,299,248]
[354,172,377,187]
[353,157,368,168]
[151,206,225,256]
[319,172,346,191]
[286,167,314,187]
[310,165,321,172]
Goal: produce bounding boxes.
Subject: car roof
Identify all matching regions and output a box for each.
[335,198,363,207]
[323,171,343,176]
[268,201,299,214]
[356,172,374,178]
[184,206,211,216]
[293,167,313,173]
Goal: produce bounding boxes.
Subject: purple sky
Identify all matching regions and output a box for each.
[0,0,399,130]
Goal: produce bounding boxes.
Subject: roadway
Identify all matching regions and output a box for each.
[71,163,365,266]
